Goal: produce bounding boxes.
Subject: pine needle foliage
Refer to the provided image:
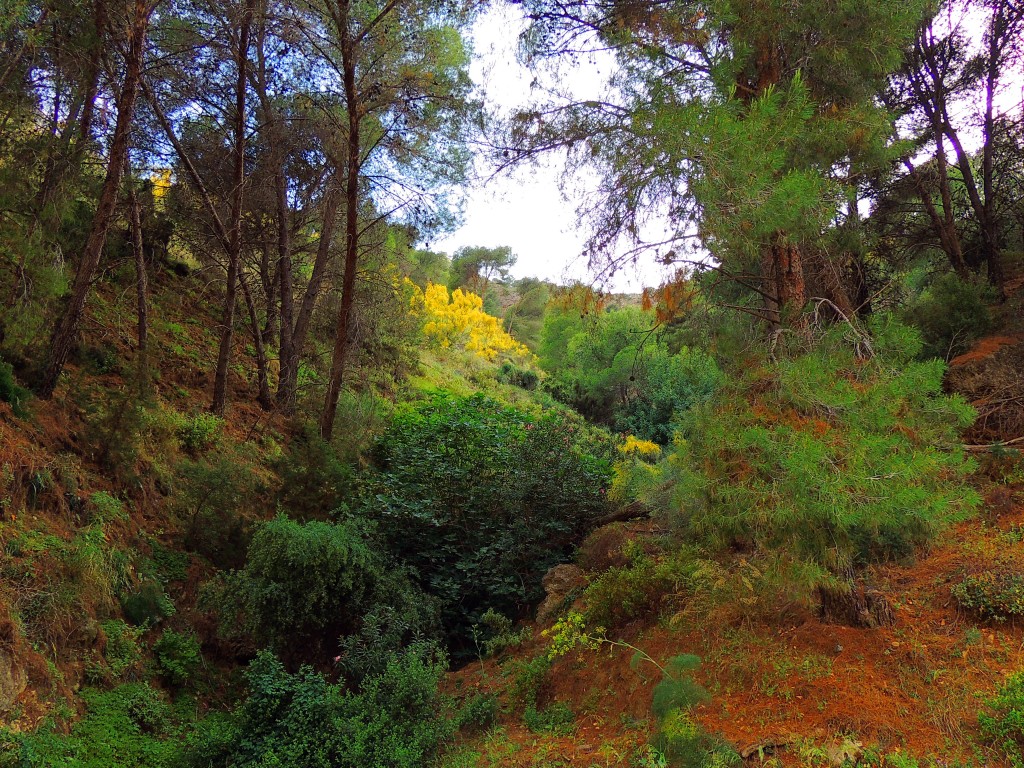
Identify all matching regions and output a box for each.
[649,318,979,593]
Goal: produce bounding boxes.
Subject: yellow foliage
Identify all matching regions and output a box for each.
[618,435,662,459]
[609,436,662,504]
[410,282,532,362]
[151,169,172,213]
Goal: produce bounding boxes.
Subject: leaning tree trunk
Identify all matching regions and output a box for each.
[210,0,255,415]
[38,0,150,398]
[128,177,149,391]
[319,12,360,441]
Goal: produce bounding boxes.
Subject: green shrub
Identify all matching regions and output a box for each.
[652,709,739,768]
[273,425,356,519]
[650,655,710,720]
[143,540,190,585]
[81,343,120,375]
[454,692,499,732]
[177,649,451,768]
[121,581,175,627]
[979,671,1024,766]
[89,491,128,524]
[646,319,979,597]
[583,547,700,630]
[364,394,613,650]
[177,456,261,569]
[217,516,384,662]
[903,272,994,361]
[507,655,552,713]
[3,684,177,768]
[153,629,202,687]
[647,655,738,768]
[100,620,144,679]
[952,572,1024,621]
[497,362,539,390]
[176,412,222,454]
[0,360,29,417]
[539,305,723,443]
[474,609,530,658]
[523,701,575,735]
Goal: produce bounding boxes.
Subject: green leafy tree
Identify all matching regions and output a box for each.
[362,394,612,649]
[516,0,928,328]
[645,317,979,596]
[448,245,517,301]
[177,649,451,768]
[539,304,721,442]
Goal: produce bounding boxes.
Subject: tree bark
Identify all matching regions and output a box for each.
[129,177,149,384]
[320,2,360,440]
[210,0,256,415]
[38,0,152,397]
[760,235,808,334]
[279,172,343,409]
[239,270,273,409]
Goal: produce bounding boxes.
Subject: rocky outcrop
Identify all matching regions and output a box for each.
[536,564,588,624]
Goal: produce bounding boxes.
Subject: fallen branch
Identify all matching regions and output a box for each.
[963,436,1024,452]
[593,500,649,527]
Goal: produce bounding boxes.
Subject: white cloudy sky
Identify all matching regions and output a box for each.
[434,4,1024,292]
[433,5,674,292]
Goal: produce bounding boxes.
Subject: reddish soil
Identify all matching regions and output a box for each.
[950,335,1023,367]
[450,489,1024,765]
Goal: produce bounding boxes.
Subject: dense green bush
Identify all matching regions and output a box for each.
[903,272,994,361]
[1,684,178,768]
[454,692,499,732]
[99,620,144,679]
[121,580,176,627]
[176,412,222,454]
[497,361,539,390]
[952,571,1024,620]
[979,671,1024,767]
[177,456,261,569]
[583,549,693,629]
[177,649,451,768]
[362,394,612,649]
[538,305,722,443]
[153,629,202,687]
[646,318,979,597]
[216,516,433,670]
[217,516,380,657]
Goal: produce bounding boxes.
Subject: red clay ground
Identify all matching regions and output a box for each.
[446,477,1024,767]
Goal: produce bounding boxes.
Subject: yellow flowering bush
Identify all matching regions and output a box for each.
[609,435,662,503]
[411,282,531,362]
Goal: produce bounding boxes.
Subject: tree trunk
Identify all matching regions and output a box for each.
[903,156,969,278]
[819,574,895,629]
[210,0,255,415]
[274,171,295,405]
[279,171,343,410]
[240,271,273,409]
[129,177,149,387]
[760,235,808,334]
[319,8,359,441]
[38,0,151,398]
[259,240,278,347]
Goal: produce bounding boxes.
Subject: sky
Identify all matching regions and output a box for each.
[434,3,1024,293]
[433,5,674,293]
